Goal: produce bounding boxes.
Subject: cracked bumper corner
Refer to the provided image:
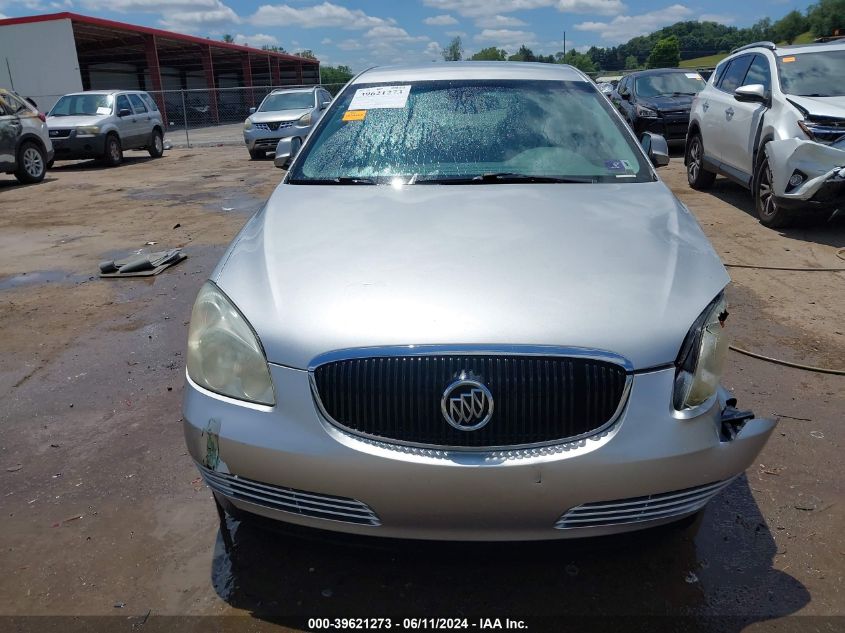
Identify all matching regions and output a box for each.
[766,138,845,210]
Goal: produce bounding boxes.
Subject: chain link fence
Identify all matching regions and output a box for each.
[147,84,346,148]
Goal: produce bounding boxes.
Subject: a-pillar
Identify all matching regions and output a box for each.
[201,45,219,124]
[242,53,255,108]
[143,34,167,123]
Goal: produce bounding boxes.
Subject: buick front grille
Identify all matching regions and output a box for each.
[312,353,629,449]
[198,464,380,526]
[555,479,735,529]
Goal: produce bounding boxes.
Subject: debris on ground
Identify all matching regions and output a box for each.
[99,249,186,278]
[6,465,23,472]
[684,572,699,584]
[52,514,83,527]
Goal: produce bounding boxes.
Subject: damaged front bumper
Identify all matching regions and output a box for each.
[766,138,845,211]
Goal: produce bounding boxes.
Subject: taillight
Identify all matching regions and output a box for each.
[38,112,46,122]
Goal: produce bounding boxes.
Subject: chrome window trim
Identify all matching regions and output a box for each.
[307,345,634,453]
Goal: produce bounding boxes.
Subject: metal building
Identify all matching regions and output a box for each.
[0,12,320,121]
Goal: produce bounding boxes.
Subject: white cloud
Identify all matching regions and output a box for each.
[321,37,333,44]
[575,4,693,43]
[250,2,391,29]
[425,41,442,57]
[474,28,537,47]
[365,25,427,43]
[474,14,527,28]
[423,0,622,17]
[80,0,241,32]
[337,38,364,51]
[446,30,467,37]
[233,33,278,46]
[424,14,458,25]
[699,13,735,24]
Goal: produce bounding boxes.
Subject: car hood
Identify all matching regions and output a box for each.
[215,182,729,371]
[46,115,105,127]
[250,109,311,124]
[786,95,845,119]
[638,94,696,112]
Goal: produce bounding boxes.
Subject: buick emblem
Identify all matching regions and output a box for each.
[441,376,494,431]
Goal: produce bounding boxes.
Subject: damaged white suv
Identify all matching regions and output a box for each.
[686,39,845,227]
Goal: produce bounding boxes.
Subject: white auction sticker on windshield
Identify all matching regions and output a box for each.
[685,73,703,80]
[348,85,411,110]
[96,106,111,115]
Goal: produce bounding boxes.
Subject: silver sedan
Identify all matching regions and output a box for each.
[185,62,776,541]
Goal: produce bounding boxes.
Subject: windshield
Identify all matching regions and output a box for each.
[635,73,705,97]
[777,50,845,97]
[49,94,113,117]
[288,79,651,185]
[259,91,314,112]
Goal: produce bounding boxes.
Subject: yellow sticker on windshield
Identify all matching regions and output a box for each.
[343,109,367,121]
[782,56,796,63]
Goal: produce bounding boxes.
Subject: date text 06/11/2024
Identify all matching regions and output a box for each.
[307,618,529,630]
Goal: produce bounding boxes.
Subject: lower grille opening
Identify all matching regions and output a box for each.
[198,464,380,526]
[555,479,735,529]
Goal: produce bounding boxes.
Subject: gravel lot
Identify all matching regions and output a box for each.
[1,147,843,630]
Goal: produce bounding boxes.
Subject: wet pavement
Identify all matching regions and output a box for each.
[0,148,843,631]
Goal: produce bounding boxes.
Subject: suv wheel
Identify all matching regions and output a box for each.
[249,148,266,160]
[148,129,164,158]
[15,142,47,184]
[686,133,715,190]
[754,153,794,228]
[103,134,123,167]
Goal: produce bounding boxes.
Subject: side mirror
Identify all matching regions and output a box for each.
[320,100,331,110]
[734,84,768,104]
[249,107,256,114]
[118,108,132,117]
[640,132,670,168]
[274,137,301,169]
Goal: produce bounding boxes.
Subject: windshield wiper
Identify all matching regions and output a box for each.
[796,93,830,97]
[416,173,595,185]
[288,176,376,185]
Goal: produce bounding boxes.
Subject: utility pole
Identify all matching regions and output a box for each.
[563,31,566,59]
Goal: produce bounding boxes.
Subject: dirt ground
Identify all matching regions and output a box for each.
[1,147,843,631]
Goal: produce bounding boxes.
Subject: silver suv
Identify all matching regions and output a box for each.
[47,90,165,166]
[686,40,845,227]
[0,88,53,184]
[243,86,332,159]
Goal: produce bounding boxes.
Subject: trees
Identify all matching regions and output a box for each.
[222,34,234,43]
[470,47,507,61]
[647,35,680,68]
[442,36,463,61]
[773,10,809,43]
[261,44,287,53]
[808,0,845,38]
[624,55,639,70]
[320,65,354,87]
[558,50,597,72]
[296,50,317,60]
[508,45,537,62]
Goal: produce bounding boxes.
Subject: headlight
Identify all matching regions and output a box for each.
[76,125,100,137]
[297,112,312,126]
[186,281,275,406]
[673,293,729,410]
[636,105,658,119]
[243,118,253,130]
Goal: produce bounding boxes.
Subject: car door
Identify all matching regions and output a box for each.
[700,54,753,170]
[113,93,138,147]
[719,54,771,177]
[0,95,19,170]
[612,77,633,123]
[127,93,152,148]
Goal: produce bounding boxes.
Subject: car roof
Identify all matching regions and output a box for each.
[352,62,588,84]
[269,87,318,94]
[776,40,845,55]
[624,68,696,77]
[60,89,145,97]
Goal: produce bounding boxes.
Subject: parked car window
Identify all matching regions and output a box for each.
[717,55,753,93]
[742,55,771,92]
[50,93,113,116]
[259,91,315,112]
[711,61,728,86]
[777,50,845,97]
[140,93,159,111]
[1,92,28,114]
[0,95,10,116]
[128,94,148,113]
[617,77,629,95]
[289,79,651,184]
[116,94,132,114]
[634,73,704,97]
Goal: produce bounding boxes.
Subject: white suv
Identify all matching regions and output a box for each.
[686,40,845,228]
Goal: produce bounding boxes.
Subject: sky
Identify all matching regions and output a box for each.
[0,0,814,69]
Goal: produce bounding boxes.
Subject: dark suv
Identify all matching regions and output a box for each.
[611,69,706,144]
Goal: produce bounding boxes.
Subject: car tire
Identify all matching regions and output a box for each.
[148,129,164,158]
[103,134,123,167]
[754,152,794,228]
[249,148,266,160]
[686,133,716,190]
[14,141,47,184]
